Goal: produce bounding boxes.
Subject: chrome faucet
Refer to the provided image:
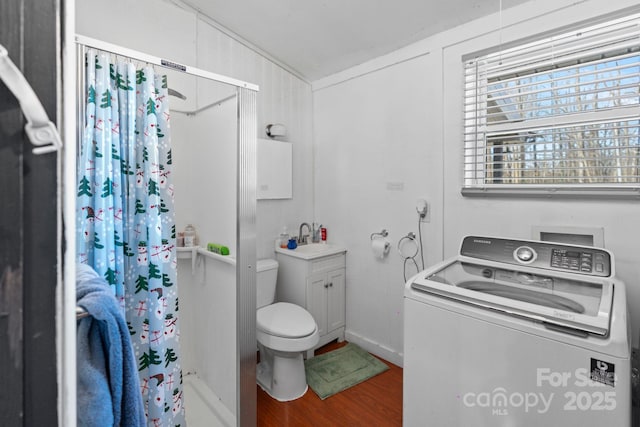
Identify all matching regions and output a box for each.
[298,222,311,245]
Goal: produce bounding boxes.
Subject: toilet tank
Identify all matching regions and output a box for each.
[256,259,279,309]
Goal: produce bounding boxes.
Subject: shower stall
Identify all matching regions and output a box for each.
[74,35,258,426]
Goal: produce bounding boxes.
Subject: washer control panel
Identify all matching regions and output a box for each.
[460,236,611,277]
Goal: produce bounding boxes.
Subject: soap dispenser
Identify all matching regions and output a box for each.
[279,226,289,249]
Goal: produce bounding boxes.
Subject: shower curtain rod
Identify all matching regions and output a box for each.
[75,35,259,92]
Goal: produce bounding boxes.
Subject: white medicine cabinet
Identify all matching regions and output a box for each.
[257,138,292,199]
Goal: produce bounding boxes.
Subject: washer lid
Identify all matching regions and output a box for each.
[257,302,317,338]
[410,258,614,336]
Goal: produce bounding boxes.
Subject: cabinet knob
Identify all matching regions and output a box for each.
[329,282,333,287]
[324,284,329,288]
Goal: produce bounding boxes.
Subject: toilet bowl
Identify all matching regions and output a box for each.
[256,259,319,401]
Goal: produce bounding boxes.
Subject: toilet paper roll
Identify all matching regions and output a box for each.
[371,238,391,259]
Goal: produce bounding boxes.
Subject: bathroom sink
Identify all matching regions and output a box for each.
[275,243,346,260]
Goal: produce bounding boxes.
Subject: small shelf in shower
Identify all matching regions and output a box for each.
[177,246,199,272]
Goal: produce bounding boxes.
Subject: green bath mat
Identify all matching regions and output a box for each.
[304,343,389,400]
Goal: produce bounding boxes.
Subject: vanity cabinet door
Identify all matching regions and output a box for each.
[326,268,346,333]
[306,273,328,337]
[306,268,346,337]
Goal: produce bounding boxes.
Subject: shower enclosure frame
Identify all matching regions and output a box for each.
[73,34,259,427]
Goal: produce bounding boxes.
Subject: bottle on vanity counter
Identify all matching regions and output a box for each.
[278,226,289,249]
[312,223,320,243]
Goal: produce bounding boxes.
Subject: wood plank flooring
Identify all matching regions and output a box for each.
[257,341,403,426]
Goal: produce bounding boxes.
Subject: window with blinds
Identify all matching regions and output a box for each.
[463,13,640,197]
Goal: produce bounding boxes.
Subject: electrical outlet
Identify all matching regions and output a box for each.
[416,199,430,223]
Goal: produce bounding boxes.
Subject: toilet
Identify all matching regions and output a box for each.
[256,259,319,401]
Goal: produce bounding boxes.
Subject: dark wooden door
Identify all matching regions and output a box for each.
[0,0,60,425]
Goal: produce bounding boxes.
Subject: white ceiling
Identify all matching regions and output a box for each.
[179,0,531,81]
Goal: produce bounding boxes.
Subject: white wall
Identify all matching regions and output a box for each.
[313,0,640,365]
[314,55,440,365]
[178,255,237,412]
[172,93,238,250]
[172,97,238,412]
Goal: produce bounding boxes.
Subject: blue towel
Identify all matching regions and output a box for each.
[76,264,146,427]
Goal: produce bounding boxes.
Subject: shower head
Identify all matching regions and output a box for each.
[168,88,187,100]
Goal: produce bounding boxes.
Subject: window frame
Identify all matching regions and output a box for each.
[461,12,640,199]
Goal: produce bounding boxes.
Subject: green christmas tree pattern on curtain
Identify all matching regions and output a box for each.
[77,50,185,426]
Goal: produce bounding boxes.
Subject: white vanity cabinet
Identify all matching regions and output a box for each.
[275,250,346,356]
[306,264,345,338]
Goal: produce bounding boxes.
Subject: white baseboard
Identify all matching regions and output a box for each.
[344,330,404,368]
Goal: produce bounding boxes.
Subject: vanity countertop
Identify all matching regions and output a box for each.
[274,243,346,260]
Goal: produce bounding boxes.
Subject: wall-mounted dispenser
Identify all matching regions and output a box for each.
[416,198,430,222]
[257,138,292,199]
[265,123,287,138]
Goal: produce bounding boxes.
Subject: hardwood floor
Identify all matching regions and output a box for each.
[257,341,403,426]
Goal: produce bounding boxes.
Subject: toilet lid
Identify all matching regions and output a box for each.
[257,302,317,338]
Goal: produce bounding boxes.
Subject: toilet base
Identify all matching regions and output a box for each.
[257,345,309,402]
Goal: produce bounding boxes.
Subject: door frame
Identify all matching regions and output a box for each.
[0,0,62,425]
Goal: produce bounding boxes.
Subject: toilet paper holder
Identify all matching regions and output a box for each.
[370,229,389,240]
[370,229,391,259]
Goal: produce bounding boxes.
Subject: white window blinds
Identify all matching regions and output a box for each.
[463,13,640,197]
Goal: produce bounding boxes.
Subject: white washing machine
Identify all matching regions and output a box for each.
[403,236,631,426]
